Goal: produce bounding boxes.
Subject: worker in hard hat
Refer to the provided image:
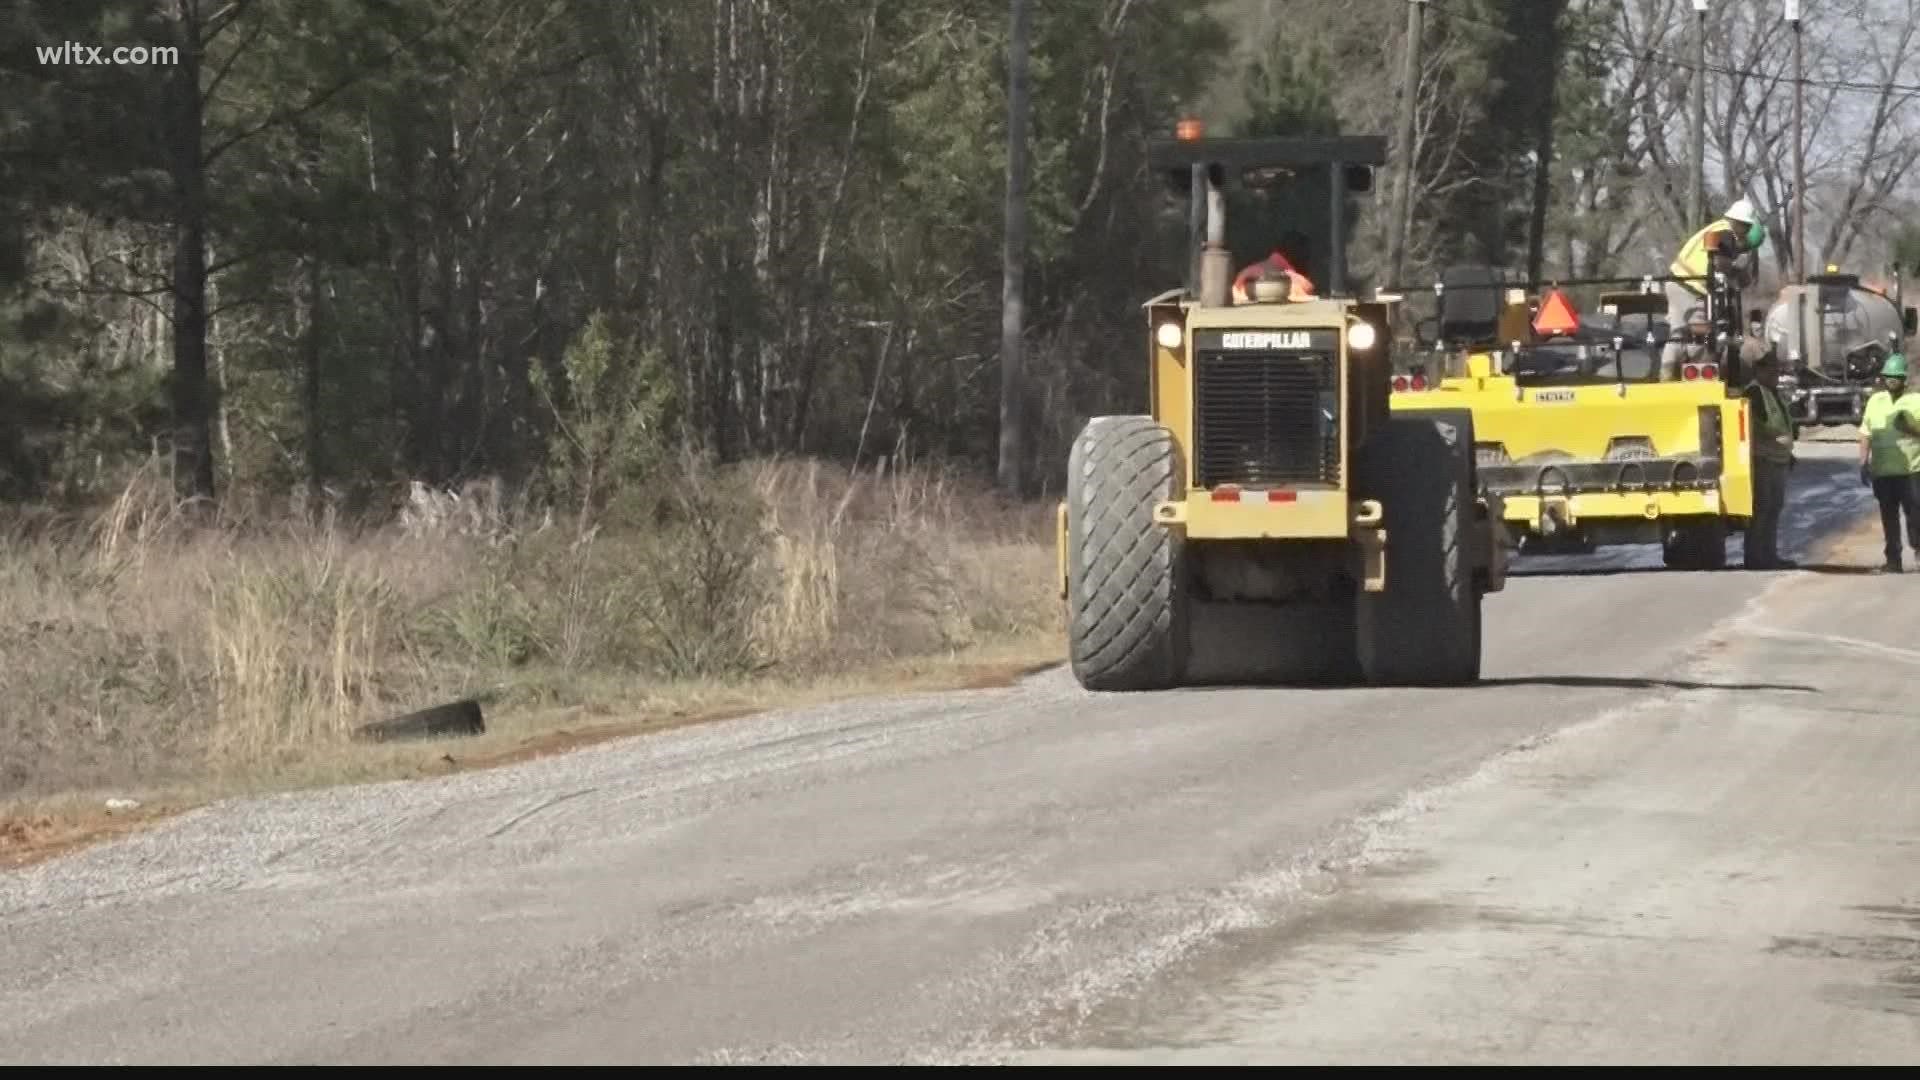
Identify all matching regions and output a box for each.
[1234,230,1316,303]
[1741,350,1796,570]
[1858,353,1920,572]
[1740,311,1797,439]
[1235,255,1315,302]
[1672,306,1715,372]
[1661,198,1766,380]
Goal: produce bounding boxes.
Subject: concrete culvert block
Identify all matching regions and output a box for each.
[351,699,485,744]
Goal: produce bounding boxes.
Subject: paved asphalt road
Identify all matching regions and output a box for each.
[5,438,1919,1065]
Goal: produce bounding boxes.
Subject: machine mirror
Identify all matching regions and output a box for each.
[1905,306,1917,335]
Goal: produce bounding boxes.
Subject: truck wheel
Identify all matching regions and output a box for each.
[1065,415,1190,691]
[1355,409,1482,687]
[1661,517,1727,570]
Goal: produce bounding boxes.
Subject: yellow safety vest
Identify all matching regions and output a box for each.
[1861,390,1920,476]
[1746,381,1792,464]
[1670,219,1735,293]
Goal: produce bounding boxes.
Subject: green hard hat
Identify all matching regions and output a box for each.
[1885,353,1908,378]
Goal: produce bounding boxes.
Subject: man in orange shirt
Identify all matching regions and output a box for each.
[1234,232,1316,302]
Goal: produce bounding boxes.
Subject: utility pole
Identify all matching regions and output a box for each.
[997,0,1030,497]
[1790,0,1805,283]
[1386,0,1426,290]
[1690,0,1707,227]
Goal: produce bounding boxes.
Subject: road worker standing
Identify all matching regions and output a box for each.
[1742,351,1796,570]
[1858,353,1920,572]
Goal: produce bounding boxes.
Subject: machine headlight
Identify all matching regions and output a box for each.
[1155,320,1184,350]
[1346,320,1377,351]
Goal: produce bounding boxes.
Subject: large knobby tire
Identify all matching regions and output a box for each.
[1355,409,1483,687]
[1065,415,1190,691]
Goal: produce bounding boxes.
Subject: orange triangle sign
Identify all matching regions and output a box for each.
[1532,289,1580,337]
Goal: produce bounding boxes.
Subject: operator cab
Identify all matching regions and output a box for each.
[1158,135,1379,301]
[1390,269,1676,392]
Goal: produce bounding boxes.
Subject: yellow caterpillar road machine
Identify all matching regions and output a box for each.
[1385,262,1756,569]
[1056,127,1509,692]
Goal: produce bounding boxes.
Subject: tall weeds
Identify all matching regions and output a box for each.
[0,450,1058,802]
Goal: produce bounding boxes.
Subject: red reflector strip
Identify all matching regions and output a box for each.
[1209,488,1297,504]
[1739,408,1747,441]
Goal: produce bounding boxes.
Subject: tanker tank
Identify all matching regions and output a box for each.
[1763,271,1914,427]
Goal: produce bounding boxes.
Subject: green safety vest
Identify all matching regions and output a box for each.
[1671,220,1731,286]
[1861,390,1920,476]
[1745,381,1792,464]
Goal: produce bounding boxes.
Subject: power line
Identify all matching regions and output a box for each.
[1434,1,1920,100]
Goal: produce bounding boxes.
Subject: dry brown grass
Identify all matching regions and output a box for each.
[0,452,1062,838]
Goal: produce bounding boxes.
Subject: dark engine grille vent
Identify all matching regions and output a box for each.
[1193,349,1340,488]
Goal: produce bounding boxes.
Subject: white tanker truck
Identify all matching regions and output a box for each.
[1765,267,1918,428]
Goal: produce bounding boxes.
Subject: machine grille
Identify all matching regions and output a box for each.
[1193,349,1341,488]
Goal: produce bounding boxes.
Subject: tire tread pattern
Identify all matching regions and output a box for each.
[1066,416,1188,690]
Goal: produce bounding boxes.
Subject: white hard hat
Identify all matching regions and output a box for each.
[1725,197,1756,223]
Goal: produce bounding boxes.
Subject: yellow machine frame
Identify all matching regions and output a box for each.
[1150,295,1385,537]
[1054,289,1402,592]
[1389,280,1753,563]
